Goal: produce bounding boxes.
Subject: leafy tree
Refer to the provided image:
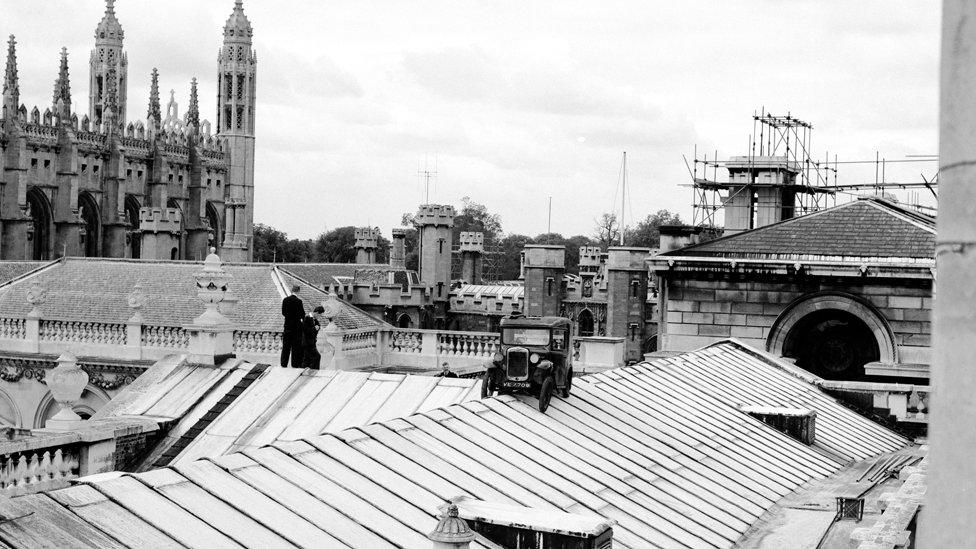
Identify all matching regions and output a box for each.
[625,209,684,250]
[592,213,620,250]
[252,223,312,262]
[313,226,357,263]
[455,197,503,243]
[400,214,419,271]
[497,233,532,280]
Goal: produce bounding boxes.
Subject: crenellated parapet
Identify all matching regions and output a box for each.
[138,206,181,234]
[415,204,456,227]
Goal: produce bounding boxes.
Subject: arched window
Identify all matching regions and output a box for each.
[125,195,141,259]
[397,313,413,328]
[578,309,595,337]
[26,188,52,260]
[206,201,222,249]
[78,192,100,257]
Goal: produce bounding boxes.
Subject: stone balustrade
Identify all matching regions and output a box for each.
[0,314,499,374]
[0,445,80,497]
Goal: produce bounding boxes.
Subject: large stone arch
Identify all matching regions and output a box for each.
[26,187,54,260]
[0,388,22,428]
[125,195,142,259]
[78,191,101,257]
[206,201,222,250]
[768,291,898,366]
[33,385,111,428]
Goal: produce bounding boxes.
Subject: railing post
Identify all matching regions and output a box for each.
[25,317,40,354]
[321,324,345,370]
[377,328,391,366]
[422,330,440,369]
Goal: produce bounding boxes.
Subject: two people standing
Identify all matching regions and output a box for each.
[280,285,325,369]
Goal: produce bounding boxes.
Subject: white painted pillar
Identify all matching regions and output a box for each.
[920,2,976,544]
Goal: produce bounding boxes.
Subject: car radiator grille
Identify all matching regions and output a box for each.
[507,349,529,379]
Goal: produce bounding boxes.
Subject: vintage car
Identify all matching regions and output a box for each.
[482,313,573,413]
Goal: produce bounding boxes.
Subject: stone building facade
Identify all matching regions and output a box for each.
[0,0,256,262]
[650,198,934,381]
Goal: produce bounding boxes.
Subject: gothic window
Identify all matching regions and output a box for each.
[546,276,555,297]
[224,107,232,130]
[236,107,243,129]
[225,73,233,100]
[237,46,244,62]
[108,50,115,63]
[236,75,244,100]
[631,279,640,298]
[96,77,103,101]
[98,49,104,62]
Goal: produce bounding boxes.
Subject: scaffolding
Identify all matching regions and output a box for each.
[688,111,838,228]
[687,111,940,228]
[451,240,505,283]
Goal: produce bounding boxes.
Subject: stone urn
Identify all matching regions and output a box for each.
[45,352,89,428]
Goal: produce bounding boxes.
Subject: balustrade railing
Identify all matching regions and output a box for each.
[39,320,127,346]
[0,446,79,497]
[141,325,190,348]
[342,329,379,353]
[437,331,499,358]
[0,318,26,340]
[388,329,423,354]
[233,330,283,354]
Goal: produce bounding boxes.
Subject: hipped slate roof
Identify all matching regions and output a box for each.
[0,258,382,331]
[0,260,48,284]
[664,198,935,262]
[277,263,419,289]
[93,357,482,469]
[1,341,908,548]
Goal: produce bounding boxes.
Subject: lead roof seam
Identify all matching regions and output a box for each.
[574,379,788,502]
[434,404,726,547]
[486,399,745,537]
[550,388,768,518]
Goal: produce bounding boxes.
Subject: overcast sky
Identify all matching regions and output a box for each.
[5,1,940,239]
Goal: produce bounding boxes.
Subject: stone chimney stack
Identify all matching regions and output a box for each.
[523,245,565,317]
[459,232,484,284]
[390,227,408,269]
[658,225,704,253]
[354,227,380,264]
[606,247,650,363]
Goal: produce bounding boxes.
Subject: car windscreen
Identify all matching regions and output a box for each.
[502,328,551,346]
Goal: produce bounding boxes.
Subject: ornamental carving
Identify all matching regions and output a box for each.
[86,371,135,390]
[26,282,46,317]
[127,282,147,322]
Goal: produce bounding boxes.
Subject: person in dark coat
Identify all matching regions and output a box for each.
[436,361,459,378]
[280,285,305,367]
[301,305,325,370]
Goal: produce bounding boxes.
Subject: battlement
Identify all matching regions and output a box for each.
[414,204,456,227]
[459,232,484,253]
[606,247,651,271]
[391,227,409,238]
[138,207,182,233]
[579,246,604,268]
[354,227,381,249]
[523,245,566,269]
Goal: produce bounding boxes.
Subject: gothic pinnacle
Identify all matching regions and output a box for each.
[187,77,199,129]
[106,0,116,14]
[53,47,71,118]
[4,35,18,101]
[147,68,160,126]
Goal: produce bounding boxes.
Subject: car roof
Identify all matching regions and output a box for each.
[499,315,571,329]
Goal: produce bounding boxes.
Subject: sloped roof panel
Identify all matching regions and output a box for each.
[664,199,935,261]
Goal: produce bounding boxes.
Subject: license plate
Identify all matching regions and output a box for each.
[503,381,530,388]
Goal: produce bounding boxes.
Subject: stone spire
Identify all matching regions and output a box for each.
[187,77,199,131]
[147,68,160,127]
[223,0,253,45]
[3,35,19,114]
[94,0,124,47]
[52,47,71,120]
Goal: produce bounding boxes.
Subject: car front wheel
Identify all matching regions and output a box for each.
[539,377,555,413]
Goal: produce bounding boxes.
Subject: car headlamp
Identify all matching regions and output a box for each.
[492,352,504,364]
[530,353,540,364]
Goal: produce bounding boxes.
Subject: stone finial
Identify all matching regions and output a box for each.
[429,503,475,548]
[52,47,71,120]
[26,281,45,318]
[3,35,19,106]
[44,352,89,429]
[186,77,199,130]
[127,282,146,323]
[192,247,232,327]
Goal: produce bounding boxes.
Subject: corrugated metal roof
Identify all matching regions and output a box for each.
[93,357,483,469]
[451,284,524,299]
[11,340,909,548]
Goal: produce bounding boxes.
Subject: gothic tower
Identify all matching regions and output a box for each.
[89,0,127,125]
[216,0,256,262]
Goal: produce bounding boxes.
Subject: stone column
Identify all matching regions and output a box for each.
[920,1,976,544]
[523,245,565,317]
[390,227,408,269]
[459,232,484,285]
